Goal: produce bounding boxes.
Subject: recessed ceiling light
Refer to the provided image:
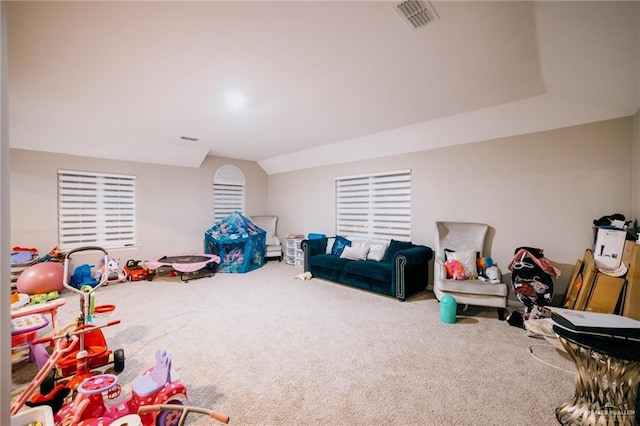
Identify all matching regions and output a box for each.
[225,92,247,110]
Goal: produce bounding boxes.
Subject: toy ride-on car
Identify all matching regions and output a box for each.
[55,349,189,426]
[124,259,149,281]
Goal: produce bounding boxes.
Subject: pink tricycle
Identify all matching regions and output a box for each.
[55,349,188,426]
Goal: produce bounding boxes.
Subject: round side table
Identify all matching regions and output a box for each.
[553,325,640,426]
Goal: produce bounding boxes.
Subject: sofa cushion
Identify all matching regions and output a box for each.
[382,239,413,263]
[344,260,391,283]
[367,241,388,262]
[340,246,369,261]
[309,253,351,270]
[331,236,351,256]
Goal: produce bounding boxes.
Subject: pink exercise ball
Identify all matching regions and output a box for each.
[16,262,65,295]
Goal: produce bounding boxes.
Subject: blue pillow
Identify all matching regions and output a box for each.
[382,239,413,263]
[331,236,351,256]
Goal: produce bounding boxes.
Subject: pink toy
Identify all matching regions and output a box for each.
[445,259,466,280]
[16,262,65,295]
[139,404,229,425]
[145,254,220,282]
[10,320,119,416]
[54,348,189,426]
[95,257,127,284]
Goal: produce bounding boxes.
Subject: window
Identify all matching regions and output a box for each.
[58,170,136,250]
[213,165,245,222]
[336,169,411,241]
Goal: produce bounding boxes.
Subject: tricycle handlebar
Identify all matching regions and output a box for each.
[138,404,230,425]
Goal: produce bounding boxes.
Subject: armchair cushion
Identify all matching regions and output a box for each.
[436,278,509,297]
[444,249,478,278]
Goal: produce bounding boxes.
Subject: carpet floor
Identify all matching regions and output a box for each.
[12,261,576,425]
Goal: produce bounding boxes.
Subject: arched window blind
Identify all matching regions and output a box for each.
[213,165,245,222]
[336,169,412,241]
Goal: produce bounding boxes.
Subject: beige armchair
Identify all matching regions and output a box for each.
[434,221,508,320]
[250,215,283,262]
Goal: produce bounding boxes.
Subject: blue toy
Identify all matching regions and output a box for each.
[70,264,98,289]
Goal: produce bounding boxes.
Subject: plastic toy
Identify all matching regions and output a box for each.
[124,259,149,281]
[25,247,125,401]
[11,320,119,416]
[16,261,65,295]
[10,298,67,365]
[54,348,188,426]
[138,404,230,425]
[95,257,127,284]
[145,254,220,282]
[30,291,61,305]
[70,264,99,289]
[55,247,125,376]
[476,256,494,276]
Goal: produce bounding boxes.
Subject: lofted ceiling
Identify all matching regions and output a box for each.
[7,1,640,174]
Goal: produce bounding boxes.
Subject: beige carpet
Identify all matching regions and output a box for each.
[12,261,576,425]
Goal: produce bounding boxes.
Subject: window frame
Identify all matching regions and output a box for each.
[213,165,245,222]
[57,169,137,250]
[335,169,412,241]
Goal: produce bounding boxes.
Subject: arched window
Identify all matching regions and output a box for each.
[213,165,245,222]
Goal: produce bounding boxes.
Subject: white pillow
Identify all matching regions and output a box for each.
[340,246,370,261]
[349,238,371,250]
[447,250,478,278]
[367,241,389,262]
[325,238,335,254]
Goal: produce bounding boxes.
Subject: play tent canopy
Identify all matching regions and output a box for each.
[204,212,266,273]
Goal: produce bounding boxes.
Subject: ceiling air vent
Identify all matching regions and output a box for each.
[395,0,439,30]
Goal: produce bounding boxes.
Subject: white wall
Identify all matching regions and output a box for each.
[633,109,640,220]
[268,117,634,303]
[9,117,635,304]
[10,150,268,263]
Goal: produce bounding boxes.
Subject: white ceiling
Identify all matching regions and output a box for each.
[7,1,640,174]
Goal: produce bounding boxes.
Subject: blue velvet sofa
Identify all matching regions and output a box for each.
[301,237,433,301]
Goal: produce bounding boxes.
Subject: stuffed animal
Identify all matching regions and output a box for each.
[294,271,312,280]
[477,257,494,276]
[486,265,501,283]
[445,259,466,280]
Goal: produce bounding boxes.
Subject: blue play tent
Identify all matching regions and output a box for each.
[204,212,266,273]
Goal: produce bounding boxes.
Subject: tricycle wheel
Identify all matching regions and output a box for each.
[156,400,183,426]
[40,368,56,396]
[113,348,125,373]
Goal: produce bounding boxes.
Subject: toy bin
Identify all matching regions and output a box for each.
[11,406,54,426]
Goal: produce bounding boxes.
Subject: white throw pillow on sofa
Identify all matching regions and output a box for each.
[366,241,389,262]
[325,237,335,254]
[349,238,371,250]
[340,246,370,261]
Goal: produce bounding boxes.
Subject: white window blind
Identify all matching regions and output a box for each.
[336,169,412,241]
[213,165,245,222]
[58,170,136,250]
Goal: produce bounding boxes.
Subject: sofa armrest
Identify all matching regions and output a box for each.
[301,238,327,272]
[392,245,433,300]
